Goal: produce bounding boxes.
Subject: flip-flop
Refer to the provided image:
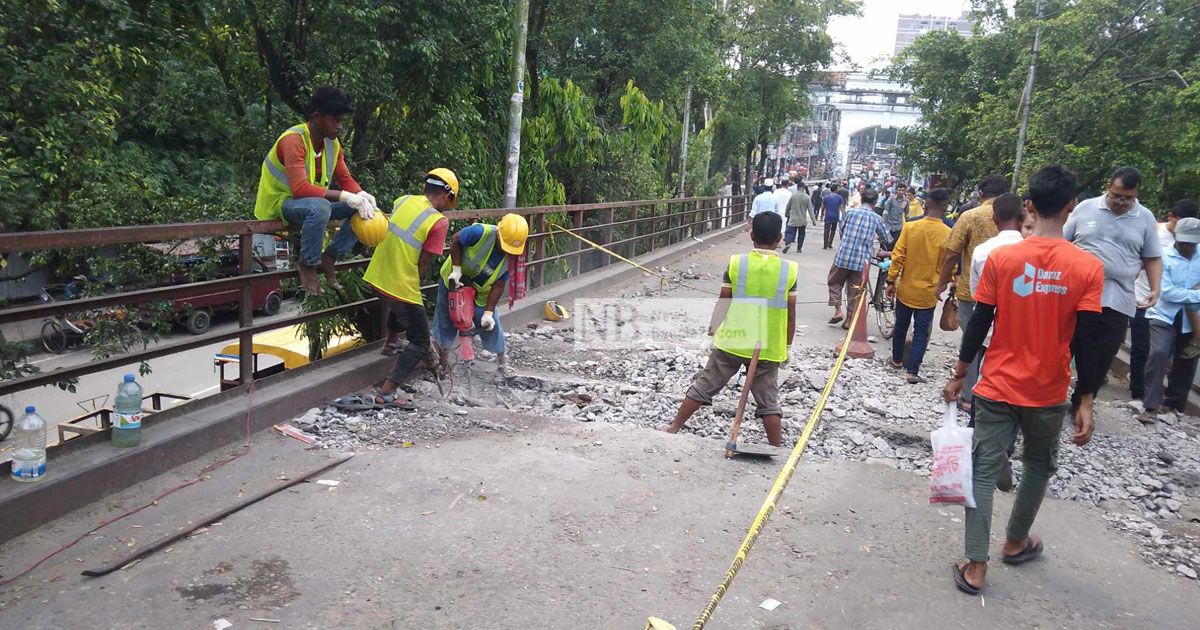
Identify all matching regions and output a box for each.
[1001,537,1043,565]
[330,394,380,412]
[373,389,417,412]
[952,562,982,595]
[828,315,844,325]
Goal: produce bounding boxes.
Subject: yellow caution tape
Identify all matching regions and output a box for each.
[647,278,873,630]
[547,223,669,290]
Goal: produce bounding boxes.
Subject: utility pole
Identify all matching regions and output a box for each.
[1012,0,1044,190]
[502,0,531,209]
[678,82,692,198]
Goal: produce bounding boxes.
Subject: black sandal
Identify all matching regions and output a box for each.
[828,315,844,325]
[953,562,982,595]
[1001,537,1043,565]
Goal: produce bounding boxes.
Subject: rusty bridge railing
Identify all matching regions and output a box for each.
[0,195,752,400]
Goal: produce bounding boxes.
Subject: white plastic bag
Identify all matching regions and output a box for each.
[929,402,976,508]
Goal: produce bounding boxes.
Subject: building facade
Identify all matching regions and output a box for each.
[894,12,973,55]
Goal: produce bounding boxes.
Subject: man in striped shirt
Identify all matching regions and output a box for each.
[827,188,889,328]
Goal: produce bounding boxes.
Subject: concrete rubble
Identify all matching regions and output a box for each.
[289,322,1200,583]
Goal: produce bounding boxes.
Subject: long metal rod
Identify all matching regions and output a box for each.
[679,82,693,198]
[81,454,355,577]
[502,0,531,209]
[1012,0,1044,190]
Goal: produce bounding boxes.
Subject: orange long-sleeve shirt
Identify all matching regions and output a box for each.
[275,133,362,198]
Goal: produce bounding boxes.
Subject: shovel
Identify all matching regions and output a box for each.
[724,343,777,460]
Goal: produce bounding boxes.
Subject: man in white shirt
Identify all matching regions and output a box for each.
[772,177,794,218]
[1129,198,1200,400]
[749,178,779,220]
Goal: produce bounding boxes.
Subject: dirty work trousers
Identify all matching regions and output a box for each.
[281,197,358,267]
[381,295,432,385]
[965,395,1065,562]
[1143,317,1200,412]
[826,265,862,311]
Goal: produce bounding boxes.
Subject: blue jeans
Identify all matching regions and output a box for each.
[281,197,358,267]
[892,300,934,376]
[432,282,506,355]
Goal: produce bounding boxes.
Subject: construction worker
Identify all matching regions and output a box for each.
[662,212,798,446]
[432,214,529,379]
[360,169,456,408]
[254,86,381,294]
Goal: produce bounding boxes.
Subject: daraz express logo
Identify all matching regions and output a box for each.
[1012,263,1067,297]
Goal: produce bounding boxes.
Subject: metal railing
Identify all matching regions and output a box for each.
[0,195,751,400]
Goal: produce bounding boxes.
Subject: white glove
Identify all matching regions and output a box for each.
[702,336,714,356]
[447,265,463,289]
[359,191,379,213]
[481,310,495,331]
[340,191,374,219]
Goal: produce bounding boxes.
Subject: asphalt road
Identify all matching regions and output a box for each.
[1,300,301,454]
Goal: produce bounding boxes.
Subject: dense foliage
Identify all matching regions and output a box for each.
[890,0,1200,205]
[0,0,854,373]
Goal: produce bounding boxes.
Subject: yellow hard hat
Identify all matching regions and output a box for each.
[350,212,389,247]
[497,213,528,255]
[426,167,459,208]
[543,300,569,321]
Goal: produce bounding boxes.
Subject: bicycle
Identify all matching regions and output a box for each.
[40,285,142,355]
[866,251,896,340]
[0,403,12,442]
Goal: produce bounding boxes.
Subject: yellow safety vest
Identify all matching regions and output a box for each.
[714,251,797,363]
[439,224,508,307]
[363,195,444,305]
[253,123,343,220]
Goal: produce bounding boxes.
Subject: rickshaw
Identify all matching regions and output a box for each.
[214,324,364,391]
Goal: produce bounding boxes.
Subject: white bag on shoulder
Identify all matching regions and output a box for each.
[929,402,976,508]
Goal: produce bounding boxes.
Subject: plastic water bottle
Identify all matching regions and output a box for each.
[10,406,47,482]
[112,373,144,447]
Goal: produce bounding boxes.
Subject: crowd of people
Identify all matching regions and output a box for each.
[719,164,1198,595]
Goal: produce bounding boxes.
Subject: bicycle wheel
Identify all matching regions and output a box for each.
[876,297,896,340]
[42,319,68,354]
[0,405,12,442]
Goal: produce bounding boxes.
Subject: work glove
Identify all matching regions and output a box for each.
[359,190,379,213]
[481,310,496,331]
[701,335,714,357]
[340,191,374,220]
[447,265,463,289]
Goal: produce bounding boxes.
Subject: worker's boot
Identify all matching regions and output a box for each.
[319,254,343,291]
[496,354,517,380]
[296,263,323,295]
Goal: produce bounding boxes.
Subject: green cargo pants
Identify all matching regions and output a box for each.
[965,395,1066,561]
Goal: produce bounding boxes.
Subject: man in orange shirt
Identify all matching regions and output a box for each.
[943,165,1103,596]
[254,86,381,294]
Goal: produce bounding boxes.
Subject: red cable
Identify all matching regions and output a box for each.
[0,380,256,588]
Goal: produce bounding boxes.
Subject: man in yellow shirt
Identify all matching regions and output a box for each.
[886,188,952,383]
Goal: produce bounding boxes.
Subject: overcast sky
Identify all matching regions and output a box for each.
[828,0,976,69]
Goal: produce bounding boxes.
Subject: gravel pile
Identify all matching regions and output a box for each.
[290,321,1200,581]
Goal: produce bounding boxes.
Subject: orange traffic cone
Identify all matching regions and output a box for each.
[836,259,875,359]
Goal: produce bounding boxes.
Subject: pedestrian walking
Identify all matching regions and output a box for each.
[936,174,1006,412]
[772,177,793,218]
[1129,198,1199,400]
[782,183,811,254]
[749,178,779,221]
[1139,216,1200,424]
[886,188,951,383]
[1064,166,1163,415]
[810,184,824,224]
[822,186,845,249]
[827,188,888,327]
[882,183,909,244]
[943,164,1104,596]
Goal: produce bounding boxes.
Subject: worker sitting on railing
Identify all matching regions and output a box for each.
[359,169,456,409]
[254,86,382,295]
[433,214,529,380]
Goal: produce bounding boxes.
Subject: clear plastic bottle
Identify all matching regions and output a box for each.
[112,373,143,447]
[10,406,47,482]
